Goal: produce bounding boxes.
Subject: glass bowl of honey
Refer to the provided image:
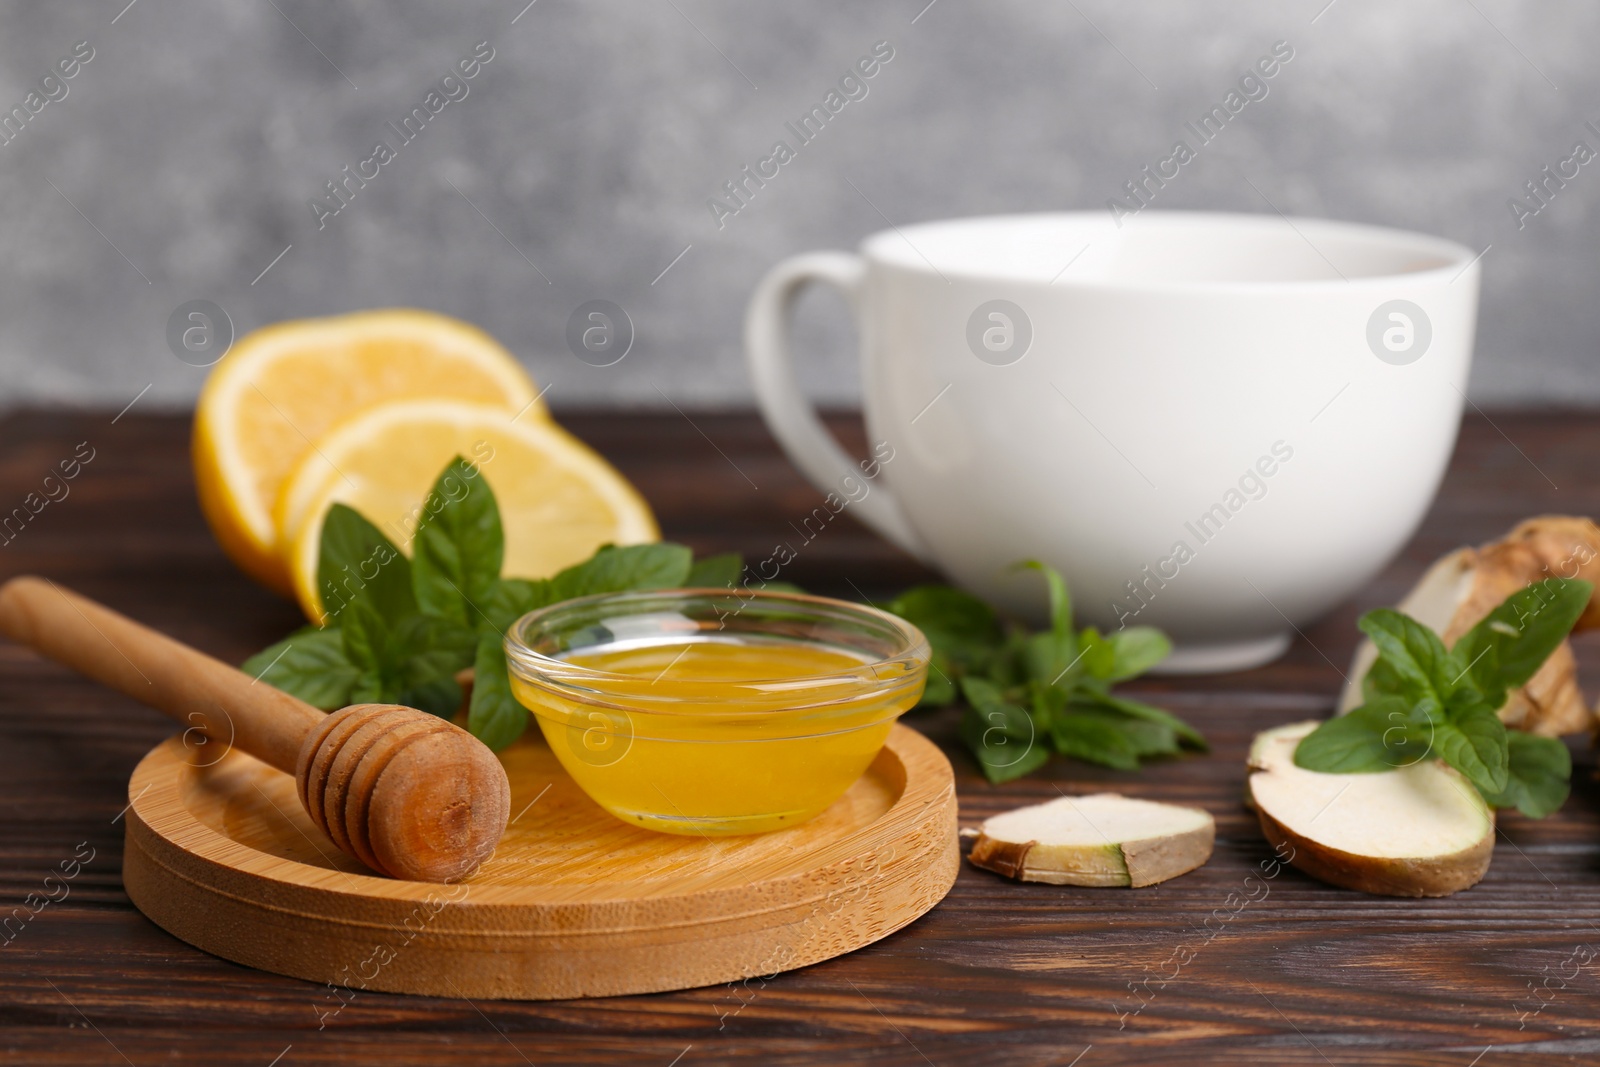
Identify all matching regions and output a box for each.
[503,588,930,836]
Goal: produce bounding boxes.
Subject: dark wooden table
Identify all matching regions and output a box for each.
[3,409,1599,1066]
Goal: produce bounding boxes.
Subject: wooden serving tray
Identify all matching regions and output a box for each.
[121,723,958,1000]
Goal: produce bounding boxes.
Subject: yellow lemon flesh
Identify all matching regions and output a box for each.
[193,309,543,595]
[280,399,658,623]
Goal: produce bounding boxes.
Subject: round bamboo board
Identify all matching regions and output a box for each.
[122,723,958,1000]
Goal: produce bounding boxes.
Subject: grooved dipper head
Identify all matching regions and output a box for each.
[295,704,510,883]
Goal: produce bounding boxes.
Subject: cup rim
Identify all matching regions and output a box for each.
[859,209,1479,294]
[504,587,931,699]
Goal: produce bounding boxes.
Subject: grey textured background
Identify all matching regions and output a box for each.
[0,0,1596,411]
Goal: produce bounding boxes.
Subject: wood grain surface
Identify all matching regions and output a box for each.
[2,409,1599,1065]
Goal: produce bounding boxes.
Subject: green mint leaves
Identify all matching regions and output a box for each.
[242,455,735,751]
[244,627,360,711]
[1481,730,1573,819]
[890,562,1205,784]
[1454,579,1593,706]
[318,504,416,622]
[411,458,505,626]
[1294,577,1590,818]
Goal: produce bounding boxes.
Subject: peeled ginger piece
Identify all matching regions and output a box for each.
[966,793,1214,887]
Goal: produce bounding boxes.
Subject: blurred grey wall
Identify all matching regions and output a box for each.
[0,0,1595,411]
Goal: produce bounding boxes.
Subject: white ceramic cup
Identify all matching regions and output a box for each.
[744,211,1481,673]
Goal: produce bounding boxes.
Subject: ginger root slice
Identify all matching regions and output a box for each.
[1338,516,1600,737]
[966,794,1214,888]
[1501,516,1600,733]
[1503,516,1600,629]
[1247,722,1494,898]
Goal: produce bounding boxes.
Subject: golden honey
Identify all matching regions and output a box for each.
[504,592,929,835]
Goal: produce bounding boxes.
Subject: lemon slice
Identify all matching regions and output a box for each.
[280,399,658,622]
[194,309,544,595]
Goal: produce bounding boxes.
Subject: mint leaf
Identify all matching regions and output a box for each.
[1051,712,1140,770]
[547,543,692,600]
[1293,713,1391,772]
[1363,659,1452,735]
[1453,578,1592,705]
[390,613,477,687]
[918,653,957,707]
[978,628,1029,690]
[340,603,476,708]
[467,633,529,751]
[480,577,553,639]
[464,543,696,767]
[1081,692,1208,751]
[397,675,463,719]
[1103,627,1171,681]
[411,457,505,628]
[920,562,1200,782]
[1362,655,1411,702]
[686,552,743,589]
[960,677,1029,735]
[1371,696,1436,766]
[1018,560,1072,638]
[1434,700,1509,794]
[887,585,1003,667]
[958,705,1047,783]
[464,577,553,747]
[1022,629,1080,689]
[317,504,416,624]
[341,599,391,677]
[1294,698,1424,773]
[1481,732,1572,817]
[350,670,384,705]
[241,627,360,710]
[1358,608,1462,702]
[1076,627,1117,680]
[958,676,1043,783]
[1294,580,1578,816]
[340,600,409,706]
[1069,707,1179,757]
[1029,676,1069,720]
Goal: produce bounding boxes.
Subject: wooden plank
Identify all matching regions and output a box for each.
[0,409,1596,1064]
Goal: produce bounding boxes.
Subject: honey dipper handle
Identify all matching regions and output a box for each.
[0,576,324,774]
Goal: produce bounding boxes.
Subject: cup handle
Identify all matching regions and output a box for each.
[744,251,929,561]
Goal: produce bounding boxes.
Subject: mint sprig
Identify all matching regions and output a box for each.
[1295,577,1590,818]
[889,562,1205,784]
[242,455,738,751]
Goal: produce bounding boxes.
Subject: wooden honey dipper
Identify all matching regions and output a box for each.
[0,576,510,883]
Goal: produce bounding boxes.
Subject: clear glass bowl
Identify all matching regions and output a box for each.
[504,588,930,835]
